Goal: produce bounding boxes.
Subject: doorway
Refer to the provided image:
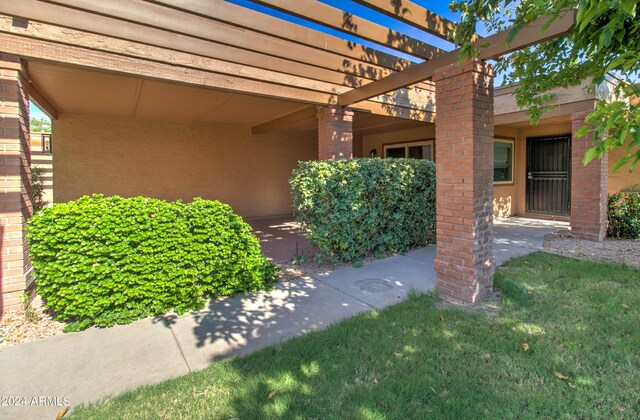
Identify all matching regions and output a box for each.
[526,135,571,216]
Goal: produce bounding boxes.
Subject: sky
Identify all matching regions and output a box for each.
[29,0,493,122]
[30,102,48,120]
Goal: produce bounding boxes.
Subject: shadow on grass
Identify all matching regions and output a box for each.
[72,253,640,419]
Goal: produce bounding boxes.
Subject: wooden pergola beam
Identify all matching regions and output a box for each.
[249,0,442,60]
[251,106,317,135]
[338,9,577,106]
[0,16,434,112]
[5,0,393,84]
[0,32,434,122]
[26,79,58,120]
[147,0,412,73]
[0,15,363,89]
[352,0,458,41]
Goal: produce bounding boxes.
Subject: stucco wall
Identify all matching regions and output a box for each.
[52,113,317,218]
[608,147,639,192]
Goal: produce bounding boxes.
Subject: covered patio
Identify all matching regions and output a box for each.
[1,0,601,316]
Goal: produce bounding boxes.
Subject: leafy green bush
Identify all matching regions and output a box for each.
[30,165,48,213]
[27,195,278,331]
[608,185,640,239]
[290,158,436,262]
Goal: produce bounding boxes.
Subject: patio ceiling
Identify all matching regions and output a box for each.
[27,60,427,135]
[0,0,575,129]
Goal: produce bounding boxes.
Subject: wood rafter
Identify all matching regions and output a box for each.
[338,9,577,106]
[0,13,435,112]
[26,79,58,120]
[248,0,442,60]
[251,106,317,135]
[0,32,434,121]
[0,15,361,89]
[352,0,459,42]
[146,0,413,73]
[8,0,393,84]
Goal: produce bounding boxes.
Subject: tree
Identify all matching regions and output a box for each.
[30,116,51,133]
[450,0,640,172]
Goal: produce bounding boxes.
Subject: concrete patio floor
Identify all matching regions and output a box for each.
[247,216,317,263]
[0,218,567,419]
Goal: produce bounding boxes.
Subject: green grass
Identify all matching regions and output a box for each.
[72,253,640,419]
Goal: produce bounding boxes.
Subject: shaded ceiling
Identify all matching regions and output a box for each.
[28,60,429,135]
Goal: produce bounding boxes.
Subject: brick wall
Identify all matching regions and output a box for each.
[433,59,495,304]
[317,105,353,160]
[0,54,33,316]
[570,111,608,241]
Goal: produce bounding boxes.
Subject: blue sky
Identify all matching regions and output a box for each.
[30,102,48,120]
[30,0,490,122]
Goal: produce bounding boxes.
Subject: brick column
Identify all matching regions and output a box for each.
[1,54,33,316]
[570,111,608,241]
[433,59,495,304]
[317,105,353,160]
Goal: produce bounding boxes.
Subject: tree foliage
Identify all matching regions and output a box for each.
[450,0,640,171]
[30,116,51,133]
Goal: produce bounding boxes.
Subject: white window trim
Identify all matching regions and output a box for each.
[494,138,515,185]
[383,140,434,161]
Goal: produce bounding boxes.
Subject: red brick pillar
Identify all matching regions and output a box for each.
[317,105,353,160]
[433,59,495,304]
[570,111,608,241]
[0,54,33,316]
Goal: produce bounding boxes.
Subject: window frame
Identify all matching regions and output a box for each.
[493,138,515,185]
[382,140,435,161]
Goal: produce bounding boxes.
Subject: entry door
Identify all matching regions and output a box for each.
[526,136,571,216]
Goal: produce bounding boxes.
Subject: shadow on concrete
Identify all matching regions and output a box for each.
[160,277,371,370]
[247,216,318,263]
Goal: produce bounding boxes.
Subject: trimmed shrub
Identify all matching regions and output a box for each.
[608,185,640,239]
[26,195,278,331]
[290,158,436,262]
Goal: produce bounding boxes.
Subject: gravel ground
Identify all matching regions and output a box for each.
[0,304,65,348]
[543,231,640,269]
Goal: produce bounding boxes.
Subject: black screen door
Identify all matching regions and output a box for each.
[526,136,571,216]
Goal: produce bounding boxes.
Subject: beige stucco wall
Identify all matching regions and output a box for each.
[52,113,317,218]
[608,147,639,192]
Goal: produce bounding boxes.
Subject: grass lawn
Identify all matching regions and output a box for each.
[72,253,639,419]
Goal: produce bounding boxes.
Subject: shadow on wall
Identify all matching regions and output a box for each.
[338,11,418,87]
[493,196,513,219]
[335,10,437,120]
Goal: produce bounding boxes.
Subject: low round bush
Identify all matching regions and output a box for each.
[290,158,436,262]
[608,185,640,239]
[27,195,278,331]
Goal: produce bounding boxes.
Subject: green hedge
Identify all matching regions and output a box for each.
[290,158,436,262]
[608,185,640,239]
[26,195,278,331]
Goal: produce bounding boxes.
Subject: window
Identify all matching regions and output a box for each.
[494,139,514,184]
[383,141,434,161]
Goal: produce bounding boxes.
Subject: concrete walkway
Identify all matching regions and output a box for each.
[0,218,566,419]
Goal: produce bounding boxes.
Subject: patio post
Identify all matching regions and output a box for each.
[317,105,353,160]
[570,111,608,241]
[433,59,495,304]
[0,53,34,316]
